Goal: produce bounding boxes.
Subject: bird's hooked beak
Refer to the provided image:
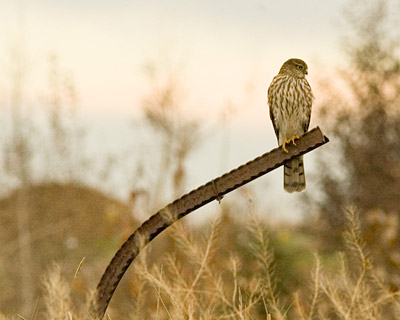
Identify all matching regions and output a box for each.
[305,70,308,75]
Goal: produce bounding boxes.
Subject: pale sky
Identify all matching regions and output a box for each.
[1,0,346,118]
[0,0,349,220]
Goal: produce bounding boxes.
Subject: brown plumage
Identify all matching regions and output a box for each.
[267,58,313,192]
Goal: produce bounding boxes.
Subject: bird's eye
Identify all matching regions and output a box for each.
[296,65,303,70]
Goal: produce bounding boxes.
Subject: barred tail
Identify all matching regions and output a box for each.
[284,156,305,193]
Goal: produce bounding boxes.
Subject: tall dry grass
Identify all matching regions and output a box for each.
[15,207,400,319]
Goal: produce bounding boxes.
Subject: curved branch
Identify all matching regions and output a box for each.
[90,127,329,318]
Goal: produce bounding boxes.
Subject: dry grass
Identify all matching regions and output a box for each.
[127,215,274,320]
[11,207,400,320]
[294,208,400,320]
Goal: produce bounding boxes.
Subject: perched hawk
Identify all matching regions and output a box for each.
[267,58,313,193]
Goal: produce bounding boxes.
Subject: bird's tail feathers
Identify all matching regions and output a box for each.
[284,156,305,193]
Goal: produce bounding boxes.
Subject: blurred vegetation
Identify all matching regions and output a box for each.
[141,62,203,203]
[305,0,400,292]
[310,0,400,231]
[1,0,400,319]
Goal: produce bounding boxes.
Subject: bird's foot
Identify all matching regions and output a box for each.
[282,135,300,153]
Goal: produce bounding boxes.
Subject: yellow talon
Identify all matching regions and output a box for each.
[282,135,300,153]
[282,140,289,153]
[288,135,300,145]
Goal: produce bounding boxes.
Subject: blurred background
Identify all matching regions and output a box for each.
[1,0,400,318]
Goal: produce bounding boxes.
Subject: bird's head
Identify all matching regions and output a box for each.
[279,58,308,79]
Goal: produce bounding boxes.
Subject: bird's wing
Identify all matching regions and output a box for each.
[303,107,311,132]
[270,105,280,139]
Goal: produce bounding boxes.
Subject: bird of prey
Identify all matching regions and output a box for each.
[267,58,313,192]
